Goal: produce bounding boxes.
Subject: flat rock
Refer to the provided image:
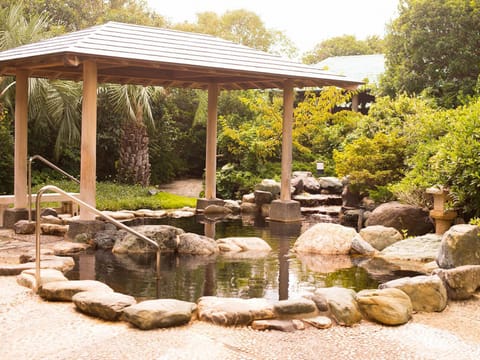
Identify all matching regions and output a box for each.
[169,210,195,218]
[72,291,137,321]
[53,241,90,255]
[39,280,114,301]
[380,233,442,262]
[356,288,412,326]
[16,268,68,289]
[41,215,64,225]
[380,275,447,312]
[359,225,403,251]
[41,223,69,236]
[123,299,197,330]
[217,237,272,253]
[273,298,317,316]
[435,265,480,300]
[314,287,362,326]
[302,316,333,329]
[98,211,136,220]
[204,205,232,215]
[251,319,304,332]
[197,296,275,326]
[0,255,75,275]
[132,209,167,218]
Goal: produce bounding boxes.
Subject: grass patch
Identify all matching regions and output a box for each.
[32,180,196,211]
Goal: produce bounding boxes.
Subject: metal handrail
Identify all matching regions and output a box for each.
[28,155,80,221]
[35,185,160,292]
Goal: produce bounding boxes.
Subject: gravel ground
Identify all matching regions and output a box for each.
[1,275,480,360]
[2,178,480,359]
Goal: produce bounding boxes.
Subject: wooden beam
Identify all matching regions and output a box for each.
[280,80,294,201]
[205,83,218,199]
[13,70,29,209]
[79,60,98,220]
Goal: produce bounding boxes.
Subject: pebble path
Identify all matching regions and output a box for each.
[1,276,480,360]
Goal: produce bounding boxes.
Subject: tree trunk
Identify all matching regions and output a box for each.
[117,121,150,186]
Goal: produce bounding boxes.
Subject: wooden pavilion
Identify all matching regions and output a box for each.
[0,22,361,224]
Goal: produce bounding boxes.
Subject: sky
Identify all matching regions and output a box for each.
[147,0,399,54]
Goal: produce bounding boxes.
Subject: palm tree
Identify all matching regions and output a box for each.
[1,3,83,165]
[104,83,157,186]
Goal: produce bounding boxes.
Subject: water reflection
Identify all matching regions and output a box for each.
[67,216,378,301]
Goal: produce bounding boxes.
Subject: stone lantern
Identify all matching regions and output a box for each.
[426,186,457,235]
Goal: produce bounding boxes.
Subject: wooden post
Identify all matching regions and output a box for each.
[14,70,29,209]
[205,83,218,200]
[280,80,294,201]
[79,60,98,220]
[352,93,359,112]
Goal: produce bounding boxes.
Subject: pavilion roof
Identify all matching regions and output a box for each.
[0,22,362,90]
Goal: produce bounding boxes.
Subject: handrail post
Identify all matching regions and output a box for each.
[28,155,80,221]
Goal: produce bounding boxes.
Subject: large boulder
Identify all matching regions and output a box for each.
[314,287,362,326]
[197,296,275,326]
[359,225,403,251]
[72,291,137,321]
[112,225,184,254]
[356,288,413,326]
[379,275,447,312]
[365,202,434,236]
[435,265,480,300]
[123,299,197,330]
[177,233,219,255]
[293,223,357,254]
[437,224,480,268]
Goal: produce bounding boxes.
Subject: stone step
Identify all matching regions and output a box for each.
[301,205,341,215]
[293,194,342,207]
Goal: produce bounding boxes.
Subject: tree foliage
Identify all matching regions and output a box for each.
[174,9,297,55]
[303,35,385,64]
[10,0,166,32]
[381,0,480,108]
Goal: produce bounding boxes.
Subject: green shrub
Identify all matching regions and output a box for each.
[333,132,407,194]
[216,163,261,200]
[0,109,13,195]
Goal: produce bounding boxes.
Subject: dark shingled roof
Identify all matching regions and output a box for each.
[0,22,362,90]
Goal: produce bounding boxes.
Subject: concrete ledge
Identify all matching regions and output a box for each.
[268,200,302,223]
[2,208,29,229]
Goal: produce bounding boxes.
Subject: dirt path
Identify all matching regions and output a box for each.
[1,274,480,359]
[157,178,203,198]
